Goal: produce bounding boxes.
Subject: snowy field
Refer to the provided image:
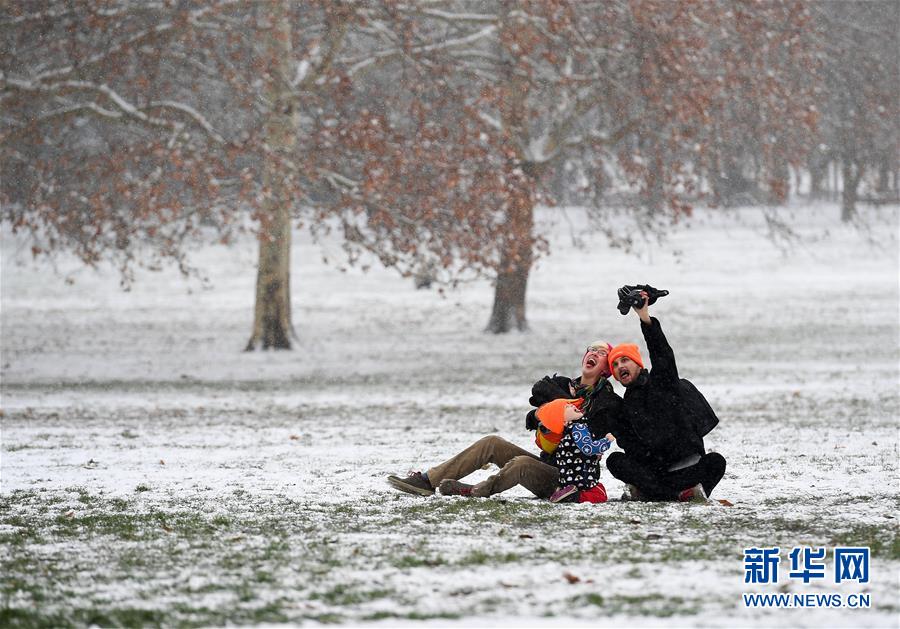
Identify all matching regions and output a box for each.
[1,202,898,627]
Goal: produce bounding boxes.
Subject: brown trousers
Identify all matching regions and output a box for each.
[427,435,559,499]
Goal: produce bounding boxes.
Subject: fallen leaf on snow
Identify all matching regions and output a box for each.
[563,572,580,584]
[629,517,642,524]
[717,499,734,507]
[64,510,74,518]
[289,435,300,440]
[518,534,534,539]
[159,459,165,466]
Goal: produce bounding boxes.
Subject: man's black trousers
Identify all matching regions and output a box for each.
[606,451,726,500]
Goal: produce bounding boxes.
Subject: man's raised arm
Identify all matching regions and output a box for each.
[634,293,679,384]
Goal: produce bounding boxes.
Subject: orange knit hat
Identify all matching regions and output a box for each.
[535,398,584,434]
[608,343,644,379]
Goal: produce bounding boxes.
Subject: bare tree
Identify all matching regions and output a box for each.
[700,2,822,206]
[1,1,496,349]
[380,1,822,332]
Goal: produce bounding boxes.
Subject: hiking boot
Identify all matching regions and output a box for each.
[387,472,434,496]
[621,483,642,502]
[678,483,708,503]
[549,485,579,503]
[438,479,474,497]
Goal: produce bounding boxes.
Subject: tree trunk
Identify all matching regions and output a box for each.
[645,150,665,213]
[841,160,861,222]
[807,148,830,201]
[486,200,534,334]
[809,161,825,200]
[487,31,537,335]
[247,207,293,350]
[246,0,297,350]
[767,154,789,205]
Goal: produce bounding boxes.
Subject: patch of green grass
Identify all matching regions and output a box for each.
[258,538,291,561]
[43,506,229,542]
[109,497,130,511]
[765,517,815,534]
[253,570,275,584]
[170,601,292,625]
[456,550,520,566]
[570,592,700,617]
[391,554,446,568]
[830,522,900,559]
[0,532,33,548]
[0,605,169,628]
[575,592,605,606]
[310,583,394,606]
[362,611,462,621]
[77,492,98,505]
[387,498,558,529]
[763,496,798,507]
[657,542,720,562]
[3,444,35,452]
[210,514,232,527]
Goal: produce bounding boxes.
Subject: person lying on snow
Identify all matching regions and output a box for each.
[386,341,621,500]
[606,291,727,503]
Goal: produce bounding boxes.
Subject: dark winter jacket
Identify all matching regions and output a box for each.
[525,374,621,449]
[611,317,706,470]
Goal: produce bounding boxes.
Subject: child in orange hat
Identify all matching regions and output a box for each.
[543,400,615,503]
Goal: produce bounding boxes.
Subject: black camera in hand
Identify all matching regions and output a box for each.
[616,284,669,315]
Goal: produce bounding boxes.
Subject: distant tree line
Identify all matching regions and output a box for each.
[2,1,898,346]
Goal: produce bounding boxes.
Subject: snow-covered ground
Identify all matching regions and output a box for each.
[1,202,898,627]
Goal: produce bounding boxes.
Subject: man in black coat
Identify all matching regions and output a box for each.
[606,293,726,501]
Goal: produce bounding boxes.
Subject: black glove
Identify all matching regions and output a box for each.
[529,375,572,407]
[616,284,669,315]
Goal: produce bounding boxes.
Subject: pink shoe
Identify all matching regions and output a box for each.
[550,485,579,503]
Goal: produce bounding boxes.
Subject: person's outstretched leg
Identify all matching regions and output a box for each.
[387,436,535,496]
[426,436,535,486]
[471,455,558,499]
